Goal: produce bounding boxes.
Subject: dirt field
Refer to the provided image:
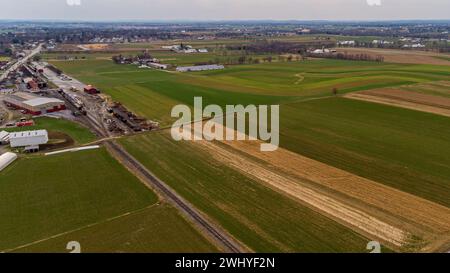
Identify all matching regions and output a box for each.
[173,123,450,252]
[335,48,450,65]
[78,44,111,51]
[40,132,75,151]
[345,88,450,117]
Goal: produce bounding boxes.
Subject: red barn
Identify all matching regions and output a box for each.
[84,85,100,94]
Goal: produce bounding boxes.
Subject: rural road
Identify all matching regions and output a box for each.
[0,44,42,82]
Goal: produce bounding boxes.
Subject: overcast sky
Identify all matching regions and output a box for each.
[1,0,449,21]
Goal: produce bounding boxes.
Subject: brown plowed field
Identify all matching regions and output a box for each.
[335,48,450,65]
[174,123,450,251]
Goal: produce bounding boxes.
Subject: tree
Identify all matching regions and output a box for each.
[332,87,338,96]
[4,48,12,56]
[238,56,246,64]
[33,55,42,62]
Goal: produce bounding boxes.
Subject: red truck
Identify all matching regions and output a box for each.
[16,120,35,127]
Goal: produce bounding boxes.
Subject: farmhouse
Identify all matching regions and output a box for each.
[0,152,17,172]
[176,64,225,72]
[310,48,332,54]
[338,40,356,46]
[9,129,48,149]
[3,92,66,115]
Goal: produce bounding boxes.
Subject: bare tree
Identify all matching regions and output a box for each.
[332,87,338,96]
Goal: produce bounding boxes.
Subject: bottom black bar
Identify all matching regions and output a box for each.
[1,253,446,272]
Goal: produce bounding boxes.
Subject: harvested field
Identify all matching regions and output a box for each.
[345,88,450,117]
[335,48,450,66]
[174,122,450,252]
[121,132,373,253]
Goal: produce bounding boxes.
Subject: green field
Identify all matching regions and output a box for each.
[120,132,372,253]
[5,117,96,144]
[50,58,450,127]
[279,97,450,207]
[51,57,450,206]
[48,55,450,252]
[0,148,216,252]
[15,204,217,253]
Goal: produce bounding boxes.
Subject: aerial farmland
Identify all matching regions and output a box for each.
[36,45,450,253]
[0,16,449,259]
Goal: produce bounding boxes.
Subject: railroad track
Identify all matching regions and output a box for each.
[46,72,245,253]
[105,140,244,253]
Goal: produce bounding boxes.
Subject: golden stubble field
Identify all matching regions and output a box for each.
[173,122,450,252]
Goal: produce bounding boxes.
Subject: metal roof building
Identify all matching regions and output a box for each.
[148,63,168,70]
[176,64,225,72]
[3,92,65,115]
[0,131,9,144]
[9,130,49,148]
[0,152,17,172]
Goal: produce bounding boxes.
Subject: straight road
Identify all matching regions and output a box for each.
[0,44,42,82]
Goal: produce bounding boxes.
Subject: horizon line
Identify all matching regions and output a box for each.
[1,18,450,23]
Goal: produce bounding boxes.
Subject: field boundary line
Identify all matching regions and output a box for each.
[344,93,450,118]
[1,204,159,253]
[284,95,339,105]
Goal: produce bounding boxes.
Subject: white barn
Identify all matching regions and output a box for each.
[0,152,17,172]
[148,63,168,70]
[9,130,49,148]
[176,64,225,72]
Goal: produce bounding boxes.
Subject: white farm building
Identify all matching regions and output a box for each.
[0,152,17,172]
[0,131,9,144]
[9,130,49,148]
[176,64,225,72]
[148,63,169,70]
